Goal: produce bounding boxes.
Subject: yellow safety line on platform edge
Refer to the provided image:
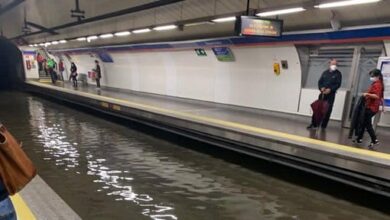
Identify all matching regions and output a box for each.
[30,81,390,160]
[10,194,36,220]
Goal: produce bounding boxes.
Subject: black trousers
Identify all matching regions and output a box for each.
[357,109,377,142]
[38,62,43,71]
[96,78,101,88]
[71,76,77,87]
[49,70,56,84]
[311,93,335,128]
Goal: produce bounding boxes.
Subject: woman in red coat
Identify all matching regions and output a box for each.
[355,69,384,149]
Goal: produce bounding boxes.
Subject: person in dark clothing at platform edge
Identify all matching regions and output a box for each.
[93,60,101,89]
[69,62,78,87]
[354,69,384,148]
[307,58,342,129]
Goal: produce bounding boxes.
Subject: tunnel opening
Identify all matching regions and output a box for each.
[0,37,25,89]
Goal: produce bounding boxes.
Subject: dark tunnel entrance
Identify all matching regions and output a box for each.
[0,37,25,89]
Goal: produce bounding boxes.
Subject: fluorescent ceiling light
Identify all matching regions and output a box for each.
[87,35,98,41]
[51,41,59,45]
[114,31,131,37]
[212,16,236,23]
[33,44,38,47]
[28,44,33,47]
[153,25,177,31]
[39,43,45,46]
[100,33,114,39]
[315,0,381,8]
[59,40,67,44]
[77,37,86,41]
[184,21,214,27]
[257,7,306,17]
[132,28,151,34]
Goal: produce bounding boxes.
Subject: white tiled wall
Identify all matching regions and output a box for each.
[62,45,303,114]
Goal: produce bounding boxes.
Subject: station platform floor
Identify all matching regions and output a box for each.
[31,80,390,154]
[25,79,390,197]
[11,176,81,220]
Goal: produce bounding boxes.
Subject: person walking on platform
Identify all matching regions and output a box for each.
[69,62,78,87]
[354,69,384,149]
[93,60,102,89]
[307,58,342,129]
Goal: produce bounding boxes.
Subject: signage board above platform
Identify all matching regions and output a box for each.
[236,16,283,37]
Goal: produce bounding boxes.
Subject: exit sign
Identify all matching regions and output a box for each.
[195,48,207,56]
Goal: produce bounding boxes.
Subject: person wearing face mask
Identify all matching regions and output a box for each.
[307,58,342,129]
[354,69,384,148]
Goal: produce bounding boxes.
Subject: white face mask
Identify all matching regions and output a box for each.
[370,77,377,82]
[330,65,337,71]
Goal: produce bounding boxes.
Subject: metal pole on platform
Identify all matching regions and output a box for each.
[246,0,250,15]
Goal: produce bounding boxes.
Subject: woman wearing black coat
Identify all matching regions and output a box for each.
[69,62,78,87]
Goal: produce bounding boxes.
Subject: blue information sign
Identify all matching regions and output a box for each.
[211,47,235,62]
[96,50,114,63]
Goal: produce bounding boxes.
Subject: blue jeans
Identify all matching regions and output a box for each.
[0,198,16,220]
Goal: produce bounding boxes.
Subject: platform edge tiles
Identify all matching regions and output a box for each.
[10,194,36,220]
[25,80,390,197]
[18,176,82,220]
[7,175,81,220]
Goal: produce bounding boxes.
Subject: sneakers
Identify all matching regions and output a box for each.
[368,140,379,149]
[353,139,363,144]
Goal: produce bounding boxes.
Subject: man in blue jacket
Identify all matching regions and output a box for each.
[308,58,342,129]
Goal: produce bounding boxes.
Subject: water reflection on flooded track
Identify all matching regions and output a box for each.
[0,91,389,220]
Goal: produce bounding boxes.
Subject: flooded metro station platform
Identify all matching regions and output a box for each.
[0,87,389,220]
[1,0,390,219]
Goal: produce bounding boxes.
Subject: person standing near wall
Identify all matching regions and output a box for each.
[93,60,101,89]
[354,69,384,149]
[37,53,43,72]
[307,58,342,129]
[59,59,65,81]
[70,62,78,87]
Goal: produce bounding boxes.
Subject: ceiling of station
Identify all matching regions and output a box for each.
[0,0,389,48]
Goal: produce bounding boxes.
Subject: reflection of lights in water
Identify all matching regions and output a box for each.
[32,108,80,169]
[28,99,177,220]
[86,152,177,220]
